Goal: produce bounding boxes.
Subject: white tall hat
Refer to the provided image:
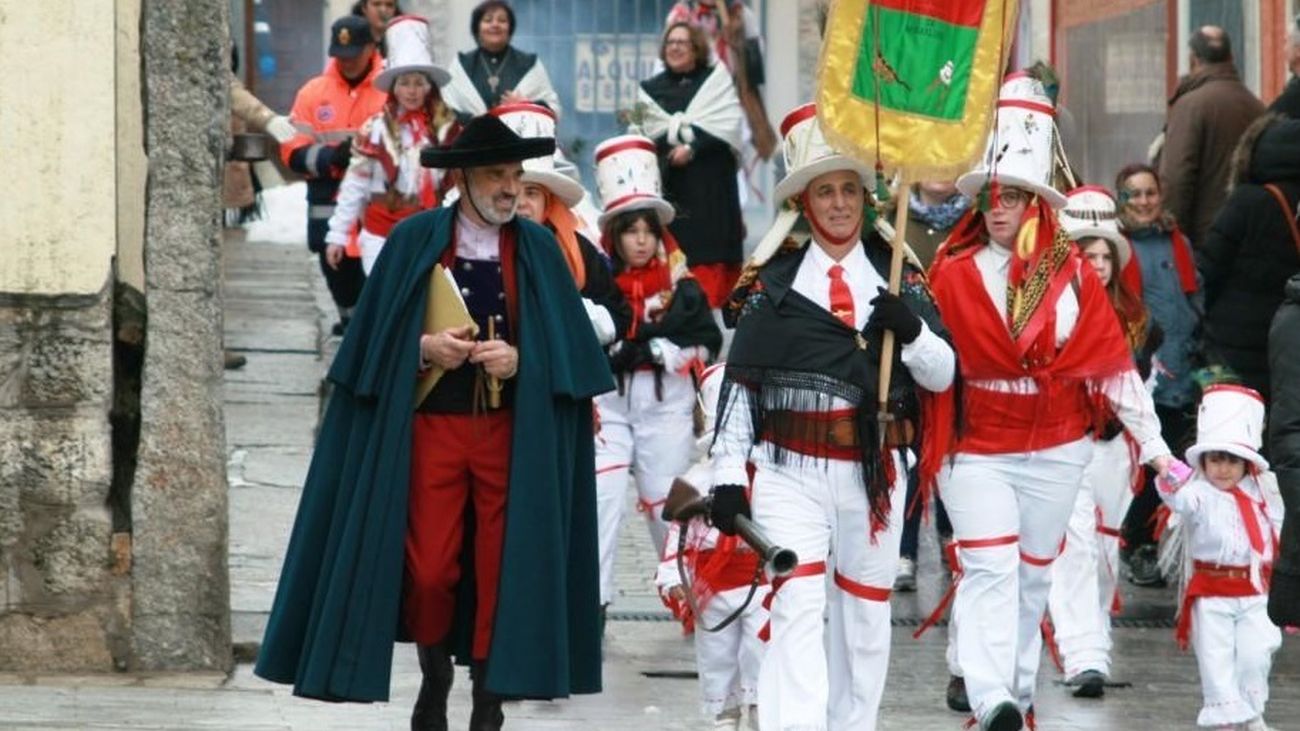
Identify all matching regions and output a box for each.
[956,72,1068,210]
[1185,384,1270,472]
[1060,186,1132,271]
[490,102,586,207]
[374,16,450,92]
[772,103,871,204]
[594,135,675,229]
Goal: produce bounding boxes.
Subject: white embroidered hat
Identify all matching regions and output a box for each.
[1060,186,1132,271]
[772,102,871,204]
[1185,384,1270,473]
[490,102,586,207]
[956,71,1068,210]
[594,134,675,229]
[374,16,451,92]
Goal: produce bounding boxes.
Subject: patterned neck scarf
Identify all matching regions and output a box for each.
[910,189,970,232]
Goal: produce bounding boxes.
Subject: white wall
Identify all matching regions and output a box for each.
[0,2,118,295]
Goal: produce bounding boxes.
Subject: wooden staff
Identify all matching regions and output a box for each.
[877,176,911,439]
[714,0,778,159]
[487,318,502,409]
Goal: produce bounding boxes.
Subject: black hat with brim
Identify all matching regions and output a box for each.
[421,114,556,169]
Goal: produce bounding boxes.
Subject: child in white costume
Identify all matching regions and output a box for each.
[1158,385,1283,731]
[656,363,767,731]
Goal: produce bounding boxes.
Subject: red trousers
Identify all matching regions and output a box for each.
[404,411,512,659]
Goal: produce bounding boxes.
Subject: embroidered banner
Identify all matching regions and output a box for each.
[818,0,1019,178]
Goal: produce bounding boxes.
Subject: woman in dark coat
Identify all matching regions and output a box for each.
[638,21,745,309]
[1199,114,1300,399]
[1269,273,1300,626]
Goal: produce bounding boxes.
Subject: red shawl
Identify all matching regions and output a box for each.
[923,219,1138,489]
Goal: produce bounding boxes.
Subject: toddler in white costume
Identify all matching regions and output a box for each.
[657,363,767,731]
[1158,385,1283,731]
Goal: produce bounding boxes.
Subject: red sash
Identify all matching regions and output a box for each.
[362,202,422,238]
[1175,562,1263,649]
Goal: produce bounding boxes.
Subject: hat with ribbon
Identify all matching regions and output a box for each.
[594,134,675,229]
[772,103,871,204]
[491,103,585,206]
[1185,384,1270,473]
[956,72,1068,210]
[420,113,555,169]
[1060,185,1131,271]
[374,16,451,91]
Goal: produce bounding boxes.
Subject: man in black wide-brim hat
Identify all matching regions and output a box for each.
[254,114,615,731]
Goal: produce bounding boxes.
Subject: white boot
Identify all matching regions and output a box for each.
[744,704,760,731]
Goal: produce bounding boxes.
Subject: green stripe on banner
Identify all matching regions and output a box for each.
[851,7,979,121]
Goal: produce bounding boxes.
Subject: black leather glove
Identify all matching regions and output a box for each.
[867,287,922,344]
[328,138,353,170]
[709,484,750,536]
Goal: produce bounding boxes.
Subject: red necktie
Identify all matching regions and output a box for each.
[1230,486,1265,556]
[828,264,855,328]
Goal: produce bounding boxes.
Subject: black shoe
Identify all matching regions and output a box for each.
[469,662,504,731]
[411,645,454,731]
[983,701,1023,731]
[1070,669,1106,698]
[223,351,247,370]
[946,674,970,712]
[1127,544,1166,587]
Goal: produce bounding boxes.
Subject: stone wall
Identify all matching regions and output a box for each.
[0,286,128,672]
[131,0,232,672]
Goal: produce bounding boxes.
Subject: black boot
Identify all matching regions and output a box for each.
[469,661,504,731]
[411,644,454,731]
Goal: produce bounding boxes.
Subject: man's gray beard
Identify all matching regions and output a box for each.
[469,186,517,226]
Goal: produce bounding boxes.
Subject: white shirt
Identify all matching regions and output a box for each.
[969,241,1170,463]
[455,209,503,261]
[1160,475,1283,566]
[712,241,956,486]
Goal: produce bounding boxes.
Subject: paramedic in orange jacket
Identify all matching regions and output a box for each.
[282,15,387,335]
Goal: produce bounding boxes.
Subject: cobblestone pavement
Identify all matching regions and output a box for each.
[0,234,1296,730]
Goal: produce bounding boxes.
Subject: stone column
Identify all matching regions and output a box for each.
[131,0,232,671]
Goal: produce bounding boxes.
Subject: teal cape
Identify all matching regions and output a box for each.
[254,207,615,702]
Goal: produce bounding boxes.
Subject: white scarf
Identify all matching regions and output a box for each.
[637,63,743,157]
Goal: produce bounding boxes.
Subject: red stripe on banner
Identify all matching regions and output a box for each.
[780,103,818,137]
[833,571,892,601]
[596,138,657,162]
[872,0,986,28]
[998,99,1057,117]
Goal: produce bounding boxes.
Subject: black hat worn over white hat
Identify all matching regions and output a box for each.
[329,16,374,59]
[420,114,555,169]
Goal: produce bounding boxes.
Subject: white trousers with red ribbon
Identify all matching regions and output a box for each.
[1191,595,1280,727]
[593,369,696,605]
[938,437,1092,723]
[1047,435,1134,679]
[750,446,907,731]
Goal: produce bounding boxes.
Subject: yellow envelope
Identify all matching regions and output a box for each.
[414,264,479,408]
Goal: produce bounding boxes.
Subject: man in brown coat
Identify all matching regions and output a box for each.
[1158,25,1264,249]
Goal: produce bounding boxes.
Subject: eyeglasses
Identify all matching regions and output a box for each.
[993,188,1031,208]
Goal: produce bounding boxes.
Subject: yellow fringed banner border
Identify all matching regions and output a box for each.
[816,0,1020,181]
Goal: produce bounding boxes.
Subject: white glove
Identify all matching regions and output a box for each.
[266,115,297,144]
[582,298,617,345]
[643,294,667,322]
